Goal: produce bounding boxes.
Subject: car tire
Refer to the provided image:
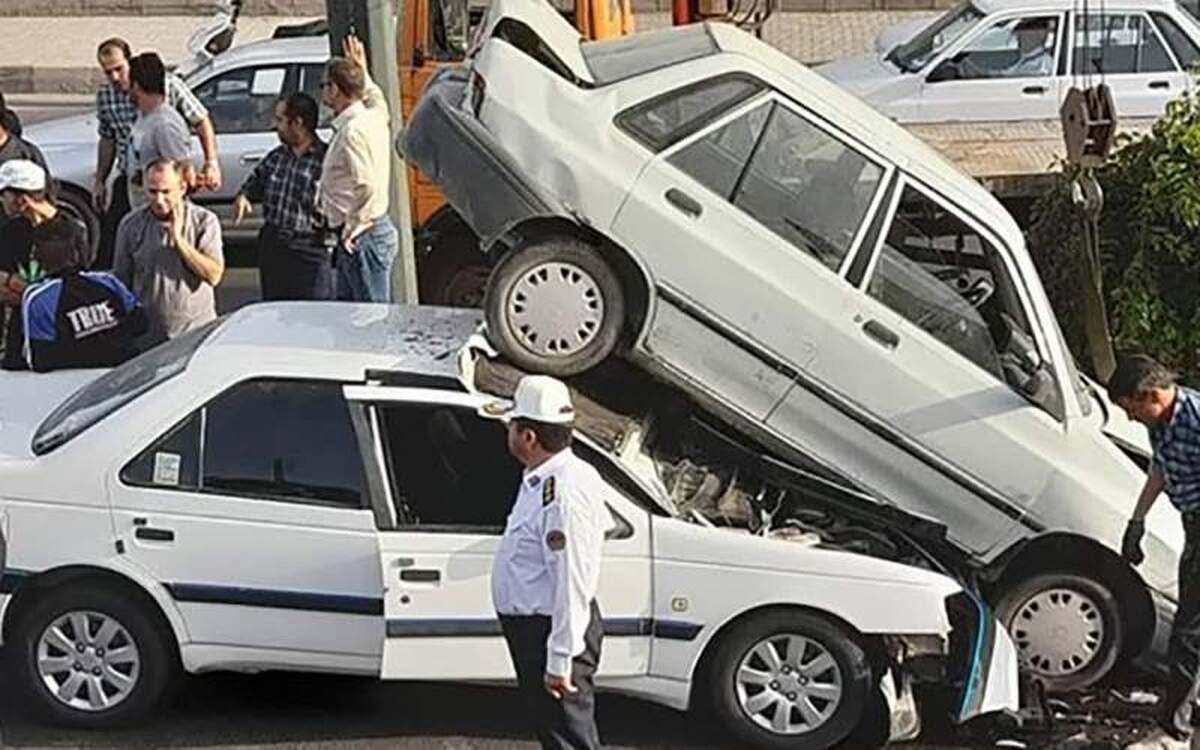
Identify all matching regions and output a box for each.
[54,186,101,263]
[416,210,491,308]
[995,572,1122,693]
[483,237,624,377]
[10,582,179,727]
[707,611,872,749]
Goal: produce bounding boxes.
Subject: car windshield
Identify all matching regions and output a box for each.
[32,320,222,456]
[888,1,985,72]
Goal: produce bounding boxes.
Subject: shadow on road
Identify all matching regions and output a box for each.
[0,668,736,749]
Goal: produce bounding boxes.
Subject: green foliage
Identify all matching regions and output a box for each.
[1028,90,1200,380]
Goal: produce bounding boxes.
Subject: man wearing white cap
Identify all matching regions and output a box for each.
[483,375,615,749]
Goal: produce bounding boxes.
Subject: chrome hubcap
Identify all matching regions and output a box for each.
[1009,587,1104,677]
[37,610,141,711]
[506,262,604,358]
[735,634,842,735]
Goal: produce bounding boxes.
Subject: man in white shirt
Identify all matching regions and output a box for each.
[318,35,397,302]
[483,376,614,750]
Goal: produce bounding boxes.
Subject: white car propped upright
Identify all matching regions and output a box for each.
[0,304,1016,749]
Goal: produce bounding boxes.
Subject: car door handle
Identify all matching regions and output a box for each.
[134,527,175,542]
[862,319,900,350]
[665,188,703,218]
[399,569,440,583]
[1149,80,1171,90]
[1022,85,1047,95]
[239,153,265,165]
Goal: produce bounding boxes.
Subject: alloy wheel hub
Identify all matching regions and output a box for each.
[506,261,604,358]
[735,634,842,736]
[37,610,141,712]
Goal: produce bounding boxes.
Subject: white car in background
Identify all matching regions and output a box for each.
[22,34,331,252]
[817,0,1200,122]
[0,304,1017,748]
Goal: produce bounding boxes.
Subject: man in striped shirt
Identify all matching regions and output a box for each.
[93,37,220,268]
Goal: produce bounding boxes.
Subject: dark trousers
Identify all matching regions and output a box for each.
[1164,511,1200,737]
[97,173,131,271]
[499,601,603,750]
[258,224,334,301]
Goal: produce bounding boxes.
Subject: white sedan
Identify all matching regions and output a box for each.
[0,303,1016,748]
[818,0,1200,122]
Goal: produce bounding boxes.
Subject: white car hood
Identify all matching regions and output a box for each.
[875,16,937,56]
[23,112,99,149]
[0,369,101,460]
[816,52,905,99]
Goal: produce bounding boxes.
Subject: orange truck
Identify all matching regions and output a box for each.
[398,0,635,306]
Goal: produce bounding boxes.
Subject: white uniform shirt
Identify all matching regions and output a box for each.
[492,448,615,676]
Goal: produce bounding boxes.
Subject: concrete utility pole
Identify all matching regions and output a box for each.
[327,0,418,303]
[367,0,418,304]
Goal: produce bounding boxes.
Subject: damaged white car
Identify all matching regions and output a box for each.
[401,0,1182,694]
[0,304,1016,747]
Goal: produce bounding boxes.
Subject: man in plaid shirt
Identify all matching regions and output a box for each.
[1110,355,1200,749]
[93,37,220,269]
[234,93,331,300]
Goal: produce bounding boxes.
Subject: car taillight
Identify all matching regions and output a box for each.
[470,72,487,118]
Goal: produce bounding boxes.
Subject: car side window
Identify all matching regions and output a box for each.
[201,379,367,508]
[378,403,522,532]
[1074,14,1176,74]
[866,185,1056,407]
[670,100,885,272]
[933,15,1059,81]
[120,379,367,507]
[617,75,765,152]
[193,66,288,134]
[121,411,201,490]
[1152,12,1200,70]
[299,64,335,128]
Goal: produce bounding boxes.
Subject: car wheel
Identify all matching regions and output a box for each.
[483,237,624,377]
[10,582,178,727]
[416,210,491,308]
[55,187,101,263]
[708,611,871,749]
[995,572,1122,693]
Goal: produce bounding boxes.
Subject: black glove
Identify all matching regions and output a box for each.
[1122,519,1146,566]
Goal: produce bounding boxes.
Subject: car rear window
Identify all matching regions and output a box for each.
[616,73,765,152]
[32,320,222,455]
[582,24,719,85]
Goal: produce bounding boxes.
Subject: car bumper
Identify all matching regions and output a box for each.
[399,66,564,250]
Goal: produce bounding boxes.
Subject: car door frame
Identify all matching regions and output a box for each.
[343,384,655,681]
[103,374,385,669]
[917,9,1068,121]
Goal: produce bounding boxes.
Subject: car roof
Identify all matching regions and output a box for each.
[193,302,482,380]
[208,34,330,72]
[974,0,1179,11]
[705,22,1025,246]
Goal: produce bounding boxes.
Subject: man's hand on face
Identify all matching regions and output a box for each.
[344,34,368,72]
[168,198,187,250]
[544,671,577,700]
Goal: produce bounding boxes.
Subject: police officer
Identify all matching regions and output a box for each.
[1111,355,1200,750]
[483,375,615,750]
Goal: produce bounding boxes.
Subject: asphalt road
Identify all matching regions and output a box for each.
[0,666,744,750]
